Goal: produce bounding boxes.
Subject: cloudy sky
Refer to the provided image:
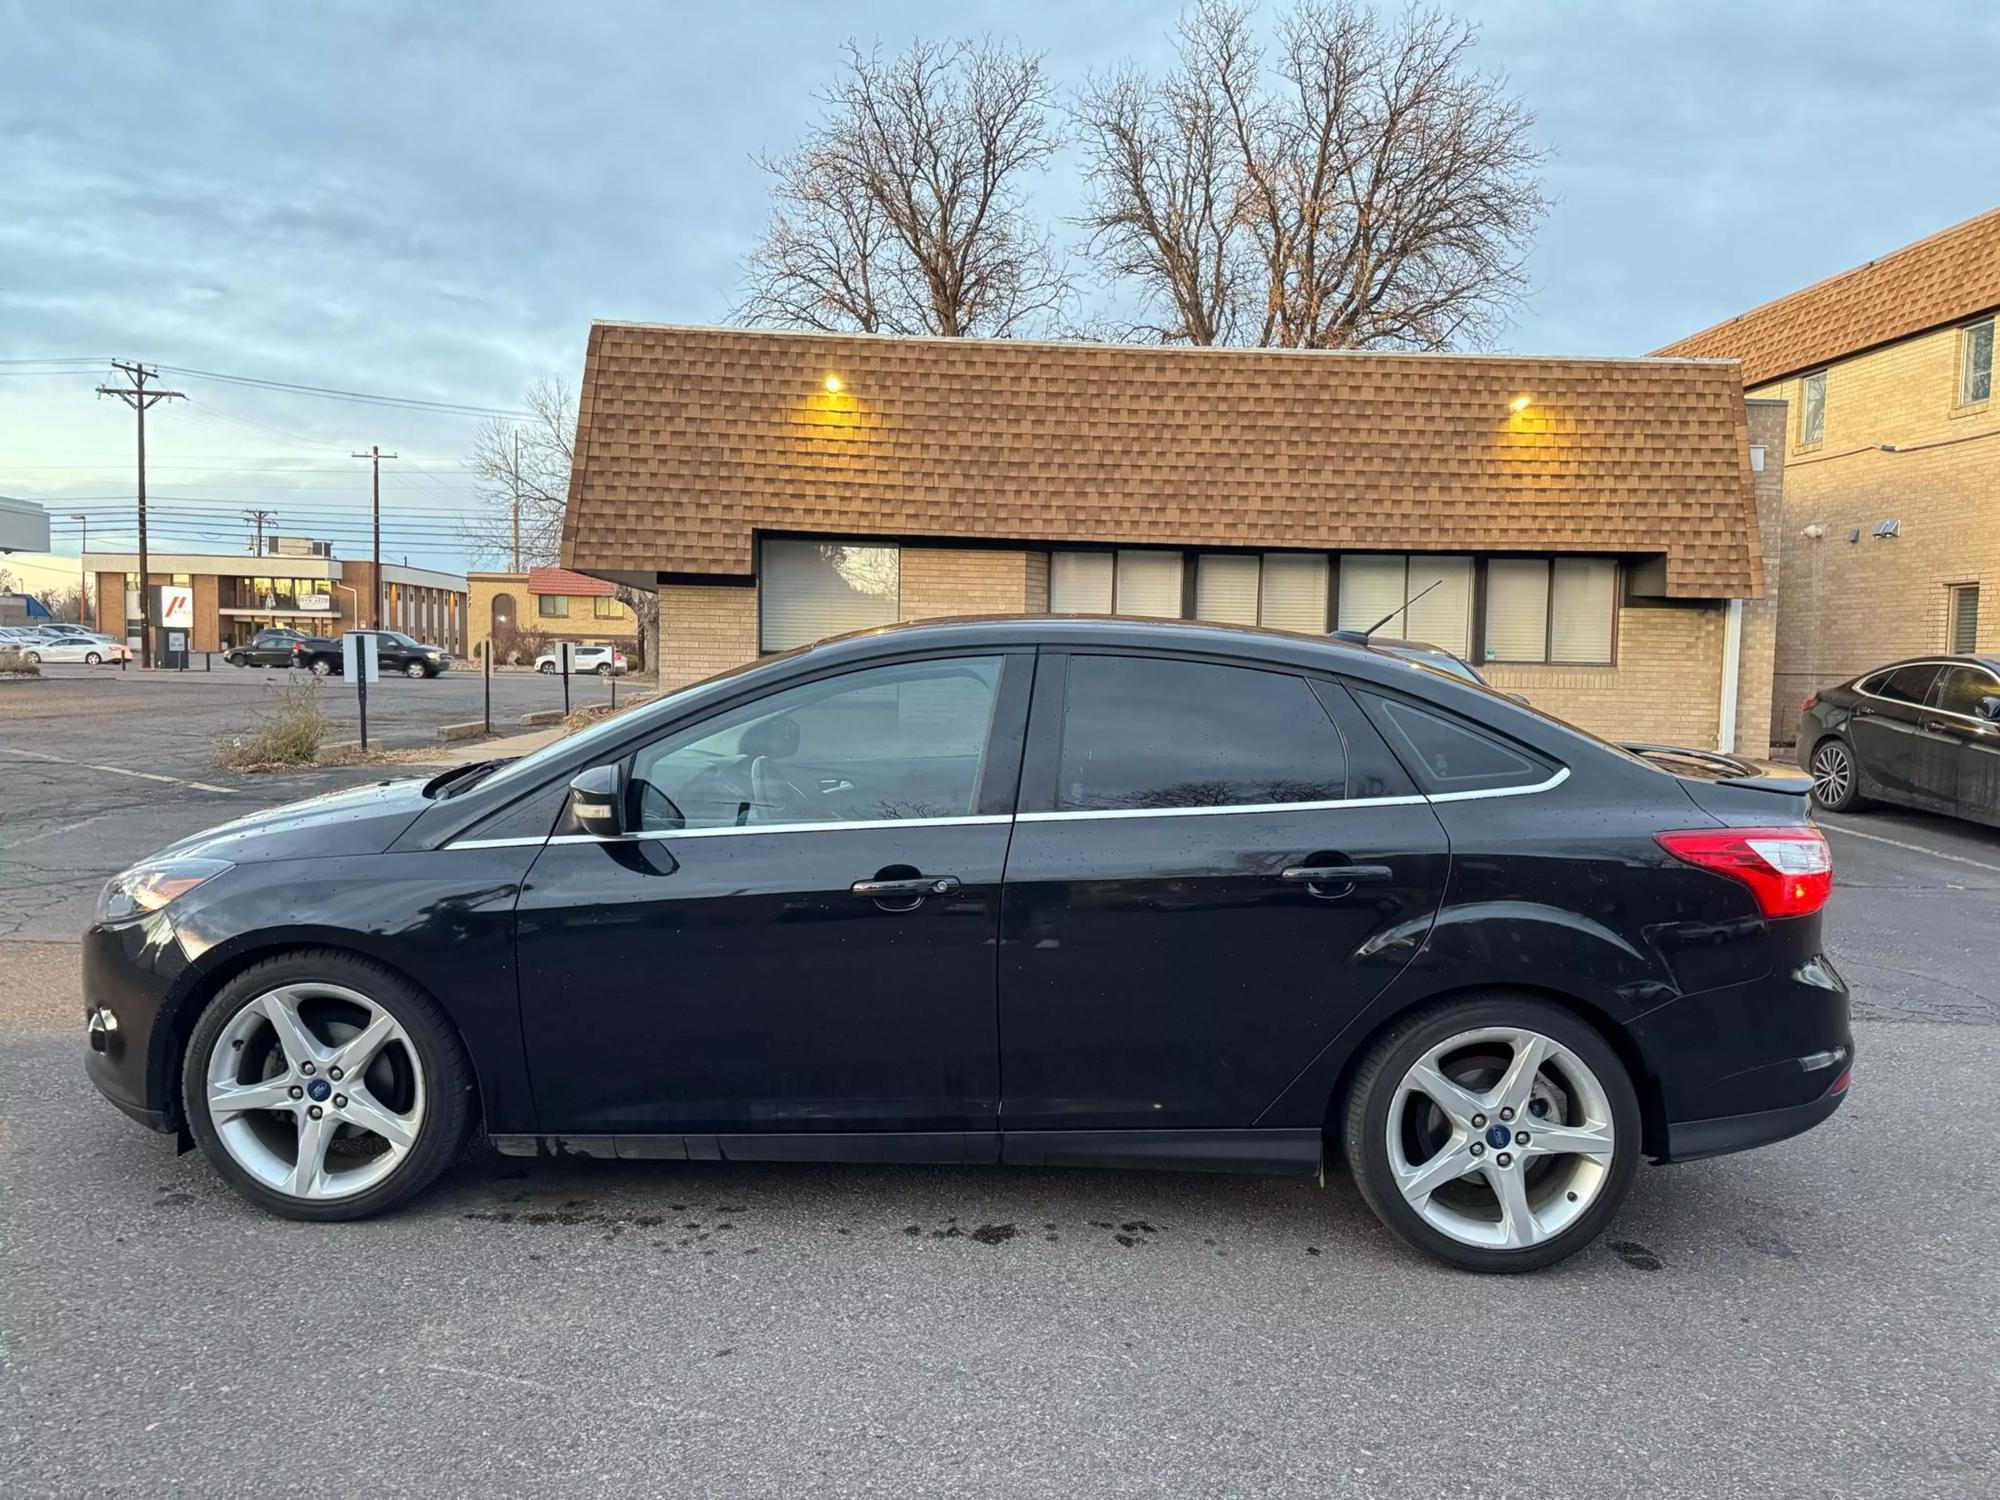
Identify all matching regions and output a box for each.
[2,0,1994,586]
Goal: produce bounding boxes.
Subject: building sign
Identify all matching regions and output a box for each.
[299,593,332,612]
[160,586,195,628]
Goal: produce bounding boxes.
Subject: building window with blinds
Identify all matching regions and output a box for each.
[1194,553,1330,633]
[1050,549,1184,618]
[1483,558,1618,665]
[1337,555,1473,656]
[1949,583,1980,654]
[759,539,901,651]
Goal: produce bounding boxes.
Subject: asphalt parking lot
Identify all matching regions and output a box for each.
[4,672,1998,1497]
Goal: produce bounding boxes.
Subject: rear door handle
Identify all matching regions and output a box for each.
[850,876,961,898]
[1281,864,1392,885]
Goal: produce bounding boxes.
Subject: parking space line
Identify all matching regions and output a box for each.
[0,745,238,796]
[1820,820,2000,876]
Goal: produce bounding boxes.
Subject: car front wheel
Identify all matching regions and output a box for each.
[1342,994,1641,1273]
[182,951,474,1221]
[538,661,556,674]
[404,661,429,679]
[226,652,247,667]
[1809,737,1866,813]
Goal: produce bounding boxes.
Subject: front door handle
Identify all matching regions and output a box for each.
[1921,719,1949,734]
[1281,864,1392,885]
[850,876,961,898]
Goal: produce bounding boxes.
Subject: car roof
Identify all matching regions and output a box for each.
[1853,655,2000,681]
[795,614,1440,688]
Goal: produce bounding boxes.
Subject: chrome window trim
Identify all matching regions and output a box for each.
[1854,660,2000,725]
[443,770,1571,848]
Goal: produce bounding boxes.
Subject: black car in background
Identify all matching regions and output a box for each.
[82,617,1850,1272]
[226,627,309,667]
[1798,656,2000,827]
[291,629,452,679]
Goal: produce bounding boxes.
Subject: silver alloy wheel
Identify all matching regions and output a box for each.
[1810,741,1852,806]
[204,983,426,1201]
[311,658,333,677]
[405,661,427,679]
[1387,1026,1616,1251]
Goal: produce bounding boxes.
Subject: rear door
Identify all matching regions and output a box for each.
[996,650,1449,1134]
[1849,664,1942,806]
[1926,664,2000,821]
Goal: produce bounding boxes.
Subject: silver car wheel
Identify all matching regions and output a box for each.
[1386,1026,1616,1251]
[203,983,427,1202]
[1810,741,1852,806]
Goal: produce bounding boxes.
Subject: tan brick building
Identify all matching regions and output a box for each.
[467,566,638,657]
[84,551,467,656]
[1658,207,1999,744]
[562,324,1783,754]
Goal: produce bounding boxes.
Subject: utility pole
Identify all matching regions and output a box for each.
[243,508,277,559]
[71,514,89,626]
[96,362,184,668]
[510,430,522,572]
[351,445,398,627]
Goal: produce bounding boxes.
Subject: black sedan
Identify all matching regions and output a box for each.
[83,617,1850,1272]
[1798,655,2000,827]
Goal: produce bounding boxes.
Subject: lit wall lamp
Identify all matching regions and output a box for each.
[823,374,844,394]
[1509,394,1533,414]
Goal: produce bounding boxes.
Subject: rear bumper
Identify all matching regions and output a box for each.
[1660,1066,1850,1163]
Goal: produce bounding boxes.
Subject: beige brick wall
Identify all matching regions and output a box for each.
[1484,603,1727,749]
[659,583,758,690]
[1756,320,1998,744]
[468,572,633,650]
[899,548,1044,620]
[1735,400,1788,759]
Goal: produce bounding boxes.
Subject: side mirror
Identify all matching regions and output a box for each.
[567,764,626,838]
[1977,696,2000,723]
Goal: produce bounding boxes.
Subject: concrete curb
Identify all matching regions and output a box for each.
[436,720,490,742]
[518,709,565,726]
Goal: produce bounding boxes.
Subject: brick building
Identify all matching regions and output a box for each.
[560,323,1783,754]
[84,551,468,656]
[1658,206,1999,743]
[467,566,638,657]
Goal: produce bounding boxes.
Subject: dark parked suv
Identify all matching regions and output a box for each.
[1798,655,2000,827]
[83,617,1850,1271]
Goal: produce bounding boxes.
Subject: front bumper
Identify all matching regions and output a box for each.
[82,911,191,1136]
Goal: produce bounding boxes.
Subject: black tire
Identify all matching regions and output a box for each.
[24,651,40,664]
[310,657,334,677]
[538,661,557,675]
[596,663,613,677]
[84,651,102,665]
[1808,736,1867,813]
[1341,993,1642,1274]
[226,652,247,667]
[181,949,476,1222]
[405,661,429,679]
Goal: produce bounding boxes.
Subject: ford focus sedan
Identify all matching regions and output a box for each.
[83,617,1851,1272]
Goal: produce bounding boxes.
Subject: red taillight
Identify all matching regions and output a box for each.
[1656,826,1833,918]
[1802,694,1818,712]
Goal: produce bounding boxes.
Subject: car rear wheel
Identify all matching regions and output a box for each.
[182,951,474,1221]
[310,658,333,677]
[24,651,40,664]
[84,651,102,665]
[1342,994,1641,1273]
[596,663,613,677]
[1809,737,1865,813]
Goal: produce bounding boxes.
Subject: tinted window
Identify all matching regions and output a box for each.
[1931,665,2000,718]
[1055,655,1345,812]
[629,656,1003,830]
[1358,692,1549,793]
[1872,665,1941,704]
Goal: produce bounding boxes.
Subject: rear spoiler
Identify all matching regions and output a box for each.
[1620,743,1812,798]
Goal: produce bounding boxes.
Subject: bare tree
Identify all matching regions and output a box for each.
[459,378,576,571]
[1075,1,1548,350]
[737,37,1073,338]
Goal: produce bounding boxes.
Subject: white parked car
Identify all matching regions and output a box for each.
[18,633,128,665]
[534,644,627,676]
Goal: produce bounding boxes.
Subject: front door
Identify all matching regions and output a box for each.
[514,651,1030,1139]
[997,651,1449,1134]
[1849,663,1942,806]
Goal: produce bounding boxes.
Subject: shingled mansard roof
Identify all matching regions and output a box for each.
[525,565,615,597]
[562,323,1764,599]
[1656,207,2000,387]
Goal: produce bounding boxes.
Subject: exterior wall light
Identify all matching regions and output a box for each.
[1509,394,1533,413]
[823,374,843,394]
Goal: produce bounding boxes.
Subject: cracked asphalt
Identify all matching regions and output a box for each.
[4,672,1999,1497]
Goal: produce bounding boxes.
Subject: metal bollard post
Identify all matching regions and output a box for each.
[483,645,491,736]
[205,652,212,672]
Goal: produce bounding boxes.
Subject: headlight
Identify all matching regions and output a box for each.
[95,857,233,924]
